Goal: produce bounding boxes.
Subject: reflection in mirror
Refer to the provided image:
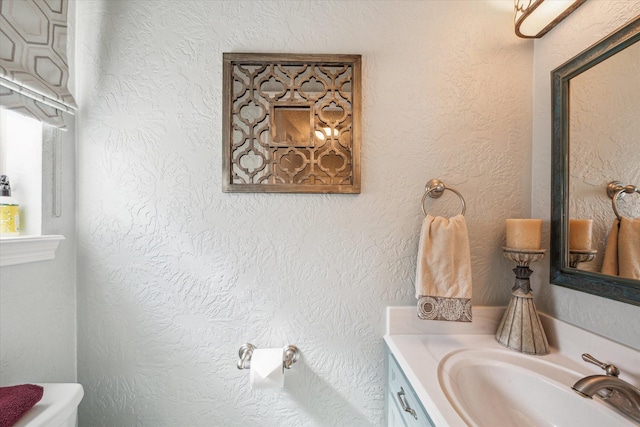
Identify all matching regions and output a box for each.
[551,17,640,305]
[569,41,640,275]
[271,106,314,147]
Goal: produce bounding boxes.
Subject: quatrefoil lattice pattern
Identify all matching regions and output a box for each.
[222,54,361,193]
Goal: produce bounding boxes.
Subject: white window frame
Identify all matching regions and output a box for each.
[0,109,64,266]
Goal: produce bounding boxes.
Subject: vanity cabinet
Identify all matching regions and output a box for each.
[386,351,434,427]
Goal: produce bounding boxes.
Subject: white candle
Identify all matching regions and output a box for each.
[506,219,542,250]
[569,219,593,250]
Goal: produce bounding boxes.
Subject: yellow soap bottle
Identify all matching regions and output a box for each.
[0,175,20,236]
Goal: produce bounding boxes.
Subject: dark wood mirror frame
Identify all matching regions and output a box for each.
[550,16,640,305]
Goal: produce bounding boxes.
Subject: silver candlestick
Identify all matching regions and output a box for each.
[496,247,549,355]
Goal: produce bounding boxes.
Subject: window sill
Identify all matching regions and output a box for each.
[0,235,65,267]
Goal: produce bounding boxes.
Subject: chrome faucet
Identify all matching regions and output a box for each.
[572,353,640,423]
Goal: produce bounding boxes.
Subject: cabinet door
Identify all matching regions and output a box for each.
[387,391,408,427]
[387,351,434,427]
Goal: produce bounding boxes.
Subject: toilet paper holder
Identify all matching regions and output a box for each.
[237,343,300,370]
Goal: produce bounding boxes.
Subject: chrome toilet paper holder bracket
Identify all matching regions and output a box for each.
[237,343,300,370]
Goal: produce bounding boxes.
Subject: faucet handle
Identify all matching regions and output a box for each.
[582,353,620,377]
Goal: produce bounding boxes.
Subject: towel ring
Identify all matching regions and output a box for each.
[607,181,639,220]
[421,179,466,216]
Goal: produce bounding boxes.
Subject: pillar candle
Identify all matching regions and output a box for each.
[506,219,542,249]
[569,219,593,250]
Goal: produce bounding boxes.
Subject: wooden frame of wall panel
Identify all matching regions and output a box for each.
[222,53,361,193]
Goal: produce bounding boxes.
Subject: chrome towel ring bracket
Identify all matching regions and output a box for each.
[421,179,466,216]
[607,181,639,220]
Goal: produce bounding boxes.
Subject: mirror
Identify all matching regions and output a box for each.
[551,17,640,305]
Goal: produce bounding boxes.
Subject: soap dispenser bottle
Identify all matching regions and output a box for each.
[0,175,20,236]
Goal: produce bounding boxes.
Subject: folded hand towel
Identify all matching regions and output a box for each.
[601,219,620,276]
[415,214,472,322]
[0,384,43,427]
[601,217,640,280]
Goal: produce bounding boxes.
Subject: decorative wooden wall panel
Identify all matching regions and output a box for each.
[222,53,361,193]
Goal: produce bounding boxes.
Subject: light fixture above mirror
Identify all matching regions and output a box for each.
[515,0,586,38]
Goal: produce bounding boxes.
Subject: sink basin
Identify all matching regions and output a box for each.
[438,348,630,427]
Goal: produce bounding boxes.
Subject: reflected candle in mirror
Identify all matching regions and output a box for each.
[569,219,593,250]
[506,219,543,250]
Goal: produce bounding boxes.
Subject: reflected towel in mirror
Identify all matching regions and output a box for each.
[415,214,472,322]
[601,217,640,280]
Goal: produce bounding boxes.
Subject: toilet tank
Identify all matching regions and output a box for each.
[13,383,84,427]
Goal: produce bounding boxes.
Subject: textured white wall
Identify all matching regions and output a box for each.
[532,2,640,349]
[0,125,77,385]
[75,1,532,425]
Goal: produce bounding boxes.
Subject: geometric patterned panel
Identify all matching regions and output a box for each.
[0,85,67,129]
[0,0,76,128]
[222,53,361,193]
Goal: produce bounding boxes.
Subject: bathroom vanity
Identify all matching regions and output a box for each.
[384,306,640,426]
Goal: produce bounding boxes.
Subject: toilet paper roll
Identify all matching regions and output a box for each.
[249,348,285,389]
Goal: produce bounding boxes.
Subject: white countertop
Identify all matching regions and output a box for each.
[384,306,640,427]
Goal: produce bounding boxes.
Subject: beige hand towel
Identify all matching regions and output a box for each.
[601,217,640,280]
[415,214,472,322]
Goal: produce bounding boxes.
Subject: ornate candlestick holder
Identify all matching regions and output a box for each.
[496,247,549,355]
[569,249,597,268]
